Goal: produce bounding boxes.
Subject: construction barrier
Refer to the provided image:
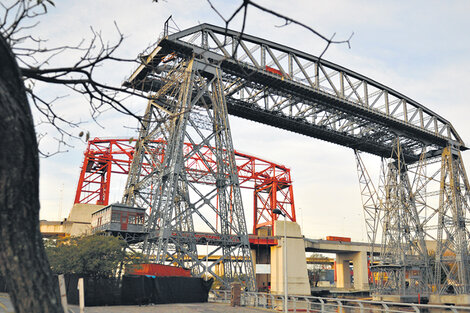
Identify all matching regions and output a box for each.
[121,275,213,305]
[63,274,213,306]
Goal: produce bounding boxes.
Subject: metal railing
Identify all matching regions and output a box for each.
[209,290,470,313]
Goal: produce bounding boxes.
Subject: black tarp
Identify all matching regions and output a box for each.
[64,274,213,306]
[0,274,213,306]
[64,274,121,306]
[121,275,213,305]
[121,275,155,305]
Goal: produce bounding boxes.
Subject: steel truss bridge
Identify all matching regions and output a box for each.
[118,23,470,295]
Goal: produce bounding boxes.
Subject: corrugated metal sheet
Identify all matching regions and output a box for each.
[126,264,191,277]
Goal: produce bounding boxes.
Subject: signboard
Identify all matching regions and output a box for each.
[256,264,271,274]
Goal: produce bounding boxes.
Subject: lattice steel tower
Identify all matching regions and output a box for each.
[357,143,470,299]
[122,55,255,290]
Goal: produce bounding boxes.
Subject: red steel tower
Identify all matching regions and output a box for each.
[74,138,296,234]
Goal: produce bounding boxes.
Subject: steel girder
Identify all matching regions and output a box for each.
[254,176,295,235]
[126,23,466,163]
[355,150,383,264]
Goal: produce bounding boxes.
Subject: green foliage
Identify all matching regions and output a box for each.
[45,234,131,277]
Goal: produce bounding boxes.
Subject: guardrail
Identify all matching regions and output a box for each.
[209,290,470,313]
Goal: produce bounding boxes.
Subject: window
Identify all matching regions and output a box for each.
[128,215,135,224]
[136,214,144,225]
[111,212,121,223]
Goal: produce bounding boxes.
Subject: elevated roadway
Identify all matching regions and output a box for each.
[304,238,380,255]
[305,239,380,290]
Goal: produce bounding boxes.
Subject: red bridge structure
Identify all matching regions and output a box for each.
[74,138,296,234]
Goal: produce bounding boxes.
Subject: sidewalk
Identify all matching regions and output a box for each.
[0,294,14,313]
[0,294,274,313]
[68,303,274,312]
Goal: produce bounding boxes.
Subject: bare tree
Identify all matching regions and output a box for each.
[0,1,352,312]
[207,0,353,60]
[0,1,148,311]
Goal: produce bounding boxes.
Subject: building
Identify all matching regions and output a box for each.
[91,203,146,243]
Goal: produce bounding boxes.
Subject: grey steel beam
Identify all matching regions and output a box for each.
[126,24,465,163]
[164,24,463,145]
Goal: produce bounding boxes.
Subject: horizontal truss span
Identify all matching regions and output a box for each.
[147,231,243,247]
[127,23,466,162]
[74,138,295,231]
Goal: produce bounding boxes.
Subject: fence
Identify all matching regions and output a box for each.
[209,290,470,313]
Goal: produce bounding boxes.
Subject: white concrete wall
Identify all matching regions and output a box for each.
[40,204,104,237]
[67,203,104,236]
[271,220,310,295]
[68,203,104,223]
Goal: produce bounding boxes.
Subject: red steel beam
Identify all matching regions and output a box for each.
[74,138,296,233]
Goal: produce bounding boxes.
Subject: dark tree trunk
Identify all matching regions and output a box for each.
[0,35,63,312]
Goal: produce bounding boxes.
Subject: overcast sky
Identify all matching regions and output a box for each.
[32,1,470,242]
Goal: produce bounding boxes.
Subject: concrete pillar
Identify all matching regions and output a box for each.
[215,262,224,277]
[335,253,351,289]
[270,220,310,295]
[251,249,257,274]
[336,251,369,290]
[352,251,369,290]
[253,246,271,291]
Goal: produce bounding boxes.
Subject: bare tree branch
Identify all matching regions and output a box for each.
[207,0,354,61]
[1,2,158,156]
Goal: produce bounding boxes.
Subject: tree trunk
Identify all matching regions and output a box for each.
[0,35,63,312]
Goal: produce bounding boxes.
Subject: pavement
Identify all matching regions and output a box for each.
[67,303,274,312]
[0,293,275,313]
[0,294,14,313]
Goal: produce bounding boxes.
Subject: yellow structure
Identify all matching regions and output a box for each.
[270,220,310,295]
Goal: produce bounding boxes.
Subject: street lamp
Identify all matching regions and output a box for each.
[273,208,288,313]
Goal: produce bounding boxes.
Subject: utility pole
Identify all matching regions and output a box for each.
[273,208,288,313]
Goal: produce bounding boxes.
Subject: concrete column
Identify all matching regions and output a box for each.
[335,253,351,289]
[215,262,224,277]
[253,245,271,291]
[251,249,257,274]
[352,251,369,290]
[336,251,369,290]
[270,220,310,295]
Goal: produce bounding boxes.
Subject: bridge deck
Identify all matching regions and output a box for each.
[305,238,381,254]
[127,23,465,162]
